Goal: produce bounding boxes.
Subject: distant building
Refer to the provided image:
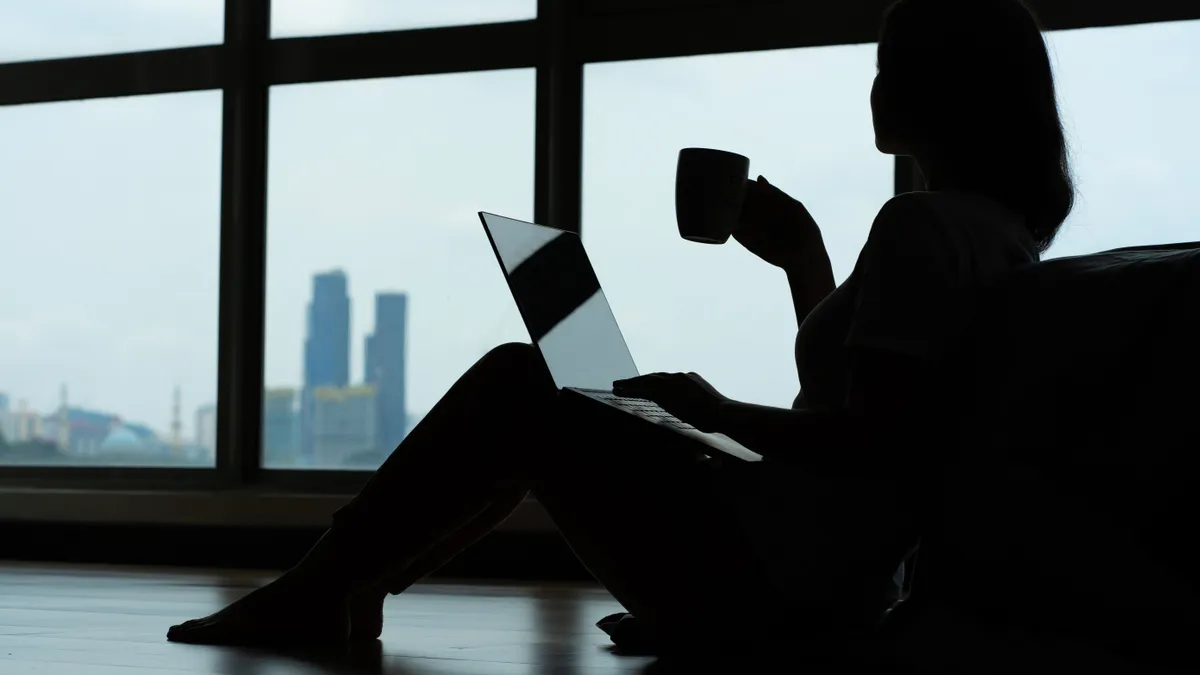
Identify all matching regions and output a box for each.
[100,424,161,453]
[302,270,351,462]
[0,392,13,444]
[262,388,298,466]
[311,385,376,468]
[194,404,217,457]
[365,292,408,454]
[305,270,352,389]
[39,407,119,456]
[11,403,42,443]
[96,423,208,464]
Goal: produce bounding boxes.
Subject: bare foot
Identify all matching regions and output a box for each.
[167,577,351,646]
[348,586,387,641]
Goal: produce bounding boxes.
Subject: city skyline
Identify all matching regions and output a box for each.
[1,267,413,470]
[293,268,410,467]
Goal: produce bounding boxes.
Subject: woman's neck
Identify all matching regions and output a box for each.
[914,156,954,192]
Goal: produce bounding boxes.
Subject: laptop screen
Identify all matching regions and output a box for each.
[480,213,639,391]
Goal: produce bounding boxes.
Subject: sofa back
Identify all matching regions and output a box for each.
[956,242,1200,568]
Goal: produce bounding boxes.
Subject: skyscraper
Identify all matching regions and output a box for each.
[365,292,408,454]
[304,270,351,389]
[301,270,351,461]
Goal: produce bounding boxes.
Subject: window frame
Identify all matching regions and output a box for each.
[0,0,1196,523]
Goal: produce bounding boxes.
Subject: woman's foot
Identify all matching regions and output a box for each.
[167,575,352,646]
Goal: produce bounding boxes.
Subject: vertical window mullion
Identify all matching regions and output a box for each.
[216,0,270,485]
[535,0,584,234]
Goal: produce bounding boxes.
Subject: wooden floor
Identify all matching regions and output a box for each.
[1,563,1176,674]
[0,562,653,675]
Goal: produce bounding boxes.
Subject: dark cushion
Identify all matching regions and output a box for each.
[961,242,1199,450]
[958,241,1200,567]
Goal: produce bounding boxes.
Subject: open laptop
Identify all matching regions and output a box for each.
[479,212,762,462]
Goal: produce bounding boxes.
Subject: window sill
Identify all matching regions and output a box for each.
[0,487,554,531]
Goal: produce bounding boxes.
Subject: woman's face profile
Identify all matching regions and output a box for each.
[871,72,906,156]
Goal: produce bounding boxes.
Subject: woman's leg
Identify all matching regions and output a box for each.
[334,368,786,649]
[168,342,779,649]
[345,394,784,652]
[167,343,554,645]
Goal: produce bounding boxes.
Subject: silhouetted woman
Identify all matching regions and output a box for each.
[169,0,1074,653]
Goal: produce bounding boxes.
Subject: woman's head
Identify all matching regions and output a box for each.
[872,0,1074,253]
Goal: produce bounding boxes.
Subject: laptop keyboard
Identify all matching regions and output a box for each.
[583,390,697,431]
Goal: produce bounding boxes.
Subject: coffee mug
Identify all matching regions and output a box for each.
[675,148,751,244]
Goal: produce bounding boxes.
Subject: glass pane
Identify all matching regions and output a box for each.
[264,70,535,470]
[0,0,223,63]
[0,92,222,467]
[583,45,891,407]
[271,0,535,38]
[1046,20,1200,258]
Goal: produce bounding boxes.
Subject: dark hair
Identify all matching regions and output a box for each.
[878,0,1074,253]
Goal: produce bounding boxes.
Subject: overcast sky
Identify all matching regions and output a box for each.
[1,2,1197,447]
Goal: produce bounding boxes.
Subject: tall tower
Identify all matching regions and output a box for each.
[301,270,351,461]
[171,385,182,455]
[365,292,408,455]
[57,383,69,451]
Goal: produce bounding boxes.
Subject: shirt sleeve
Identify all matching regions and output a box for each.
[846,193,970,362]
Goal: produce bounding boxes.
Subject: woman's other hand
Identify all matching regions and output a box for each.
[734,176,826,270]
[613,372,728,432]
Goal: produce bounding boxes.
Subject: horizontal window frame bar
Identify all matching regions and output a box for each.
[577,0,1200,64]
[1028,0,1200,32]
[0,21,539,107]
[579,0,894,63]
[266,20,539,87]
[0,45,223,106]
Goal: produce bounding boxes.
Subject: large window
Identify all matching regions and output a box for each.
[583,45,892,408]
[1046,20,1200,258]
[0,0,223,63]
[0,92,223,467]
[1,0,1194,526]
[271,0,536,38]
[263,71,535,470]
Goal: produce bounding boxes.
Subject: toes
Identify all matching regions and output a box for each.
[169,617,207,632]
[167,617,218,642]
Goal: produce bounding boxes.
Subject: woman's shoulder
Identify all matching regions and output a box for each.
[876,191,934,220]
[866,192,954,255]
[871,190,1033,257]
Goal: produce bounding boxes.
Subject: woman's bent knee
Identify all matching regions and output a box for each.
[483,342,539,366]
[475,343,551,394]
